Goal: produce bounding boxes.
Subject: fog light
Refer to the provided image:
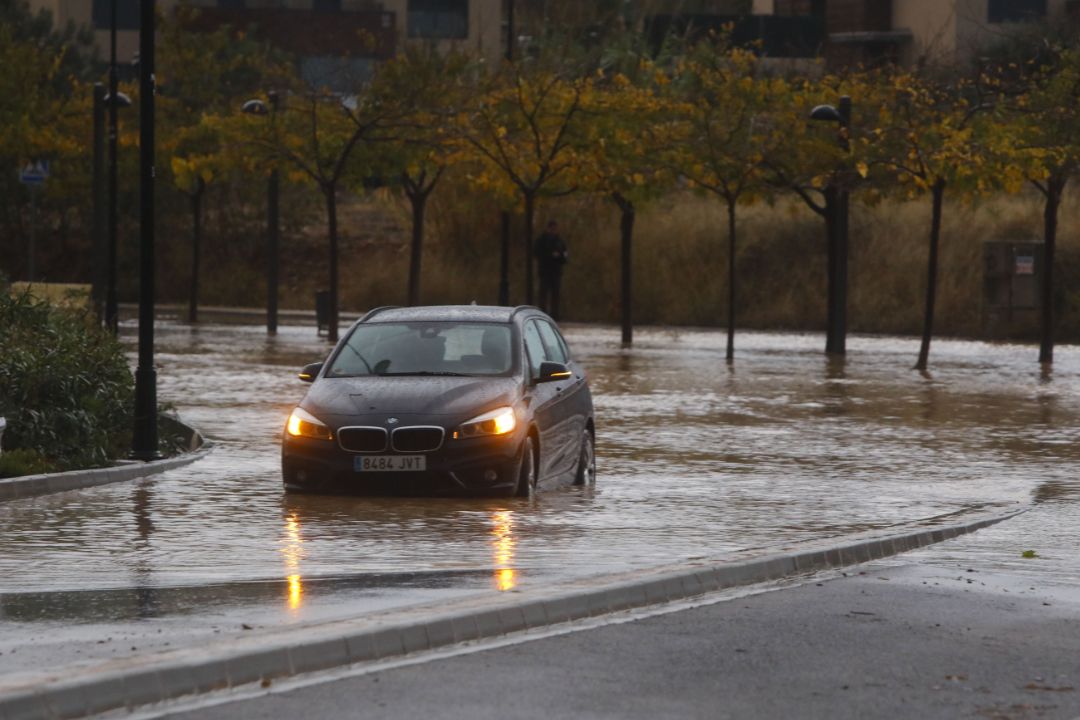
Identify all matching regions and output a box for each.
[484,469,498,482]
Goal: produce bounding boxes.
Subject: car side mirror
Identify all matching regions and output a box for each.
[535,361,572,384]
[298,362,324,383]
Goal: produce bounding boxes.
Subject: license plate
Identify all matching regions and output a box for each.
[354,455,426,472]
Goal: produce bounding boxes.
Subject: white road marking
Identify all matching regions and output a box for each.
[105,567,860,720]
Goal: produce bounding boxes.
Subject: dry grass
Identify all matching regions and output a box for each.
[182,180,1080,341]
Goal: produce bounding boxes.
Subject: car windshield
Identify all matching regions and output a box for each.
[326,322,514,377]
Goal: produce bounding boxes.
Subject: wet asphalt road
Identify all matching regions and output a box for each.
[153,491,1080,720]
[1,322,1079,679]
[156,556,1080,720]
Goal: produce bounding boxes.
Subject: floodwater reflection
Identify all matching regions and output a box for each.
[281,512,304,611]
[490,510,517,591]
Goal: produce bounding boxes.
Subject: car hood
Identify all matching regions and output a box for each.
[301,375,521,423]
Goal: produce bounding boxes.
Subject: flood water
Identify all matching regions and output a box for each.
[1,321,1079,670]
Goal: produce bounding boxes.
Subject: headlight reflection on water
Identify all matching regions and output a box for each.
[491,510,517,591]
[281,512,304,611]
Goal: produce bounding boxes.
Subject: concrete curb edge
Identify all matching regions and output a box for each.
[0,505,1024,720]
[0,419,211,501]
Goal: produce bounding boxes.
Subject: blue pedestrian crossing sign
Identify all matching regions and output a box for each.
[18,160,50,185]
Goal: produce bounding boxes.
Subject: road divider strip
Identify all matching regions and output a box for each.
[0,418,209,501]
[0,505,1024,720]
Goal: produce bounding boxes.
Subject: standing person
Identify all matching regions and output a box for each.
[534,220,568,319]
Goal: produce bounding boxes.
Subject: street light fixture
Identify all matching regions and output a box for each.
[809,95,852,356]
[242,91,281,335]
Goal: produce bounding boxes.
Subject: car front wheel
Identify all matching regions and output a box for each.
[514,436,536,497]
[573,429,595,486]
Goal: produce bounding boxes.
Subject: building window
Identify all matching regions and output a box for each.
[988,0,1047,23]
[91,0,139,30]
[407,0,468,39]
[312,0,341,12]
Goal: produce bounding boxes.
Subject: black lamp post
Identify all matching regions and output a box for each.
[100,87,131,333]
[131,0,159,460]
[92,83,106,323]
[809,95,851,356]
[104,1,133,335]
[497,0,515,306]
[241,92,281,335]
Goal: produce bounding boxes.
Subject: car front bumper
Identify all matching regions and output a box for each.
[281,429,525,496]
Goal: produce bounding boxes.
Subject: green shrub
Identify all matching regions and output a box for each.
[0,292,134,475]
[0,448,53,477]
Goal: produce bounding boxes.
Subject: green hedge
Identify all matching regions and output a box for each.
[0,291,134,475]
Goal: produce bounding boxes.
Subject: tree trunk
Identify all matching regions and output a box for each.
[613,193,635,347]
[1039,173,1065,365]
[726,197,737,363]
[187,183,203,324]
[915,177,946,371]
[524,192,535,306]
[326,186,339,343]
[407,191,426,307]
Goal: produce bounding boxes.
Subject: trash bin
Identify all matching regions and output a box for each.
[315,291,330,335]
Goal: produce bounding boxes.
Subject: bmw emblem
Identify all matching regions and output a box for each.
[386,417,399,425]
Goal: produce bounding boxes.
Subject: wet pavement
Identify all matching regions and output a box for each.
[1,322,1079,678]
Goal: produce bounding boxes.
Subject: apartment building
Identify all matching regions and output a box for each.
[753,0,1075,66]
[29,0,504,81]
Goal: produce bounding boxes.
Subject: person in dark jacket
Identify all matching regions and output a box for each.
[534,220,568,319]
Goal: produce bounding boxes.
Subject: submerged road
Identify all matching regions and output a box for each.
[1,323,1079,681]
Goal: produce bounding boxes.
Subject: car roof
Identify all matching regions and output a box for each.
[361,305,541,324]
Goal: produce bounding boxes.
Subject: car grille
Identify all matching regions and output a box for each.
[392,426,445,453]
[338,427,388,453]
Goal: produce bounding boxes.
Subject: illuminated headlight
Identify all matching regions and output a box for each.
[286,407,333,441]
[456,407,516,439]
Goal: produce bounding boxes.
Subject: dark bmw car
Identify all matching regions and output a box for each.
[281,305,595,496]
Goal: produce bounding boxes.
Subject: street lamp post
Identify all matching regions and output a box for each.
[497,0,514,306]
[810,96,852,356]
[131,0,159,460]
[92,83,106,323]
[241,92,281,335]
[104,4,133,335]
[98,87,131,332]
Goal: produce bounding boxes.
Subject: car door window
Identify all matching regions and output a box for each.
[537,321,568,364]
[523,320,546,378]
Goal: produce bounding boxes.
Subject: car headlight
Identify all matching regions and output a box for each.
[286,407,333,441]
[455,406,517,439]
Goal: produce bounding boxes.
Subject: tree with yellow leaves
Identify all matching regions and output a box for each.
[456,64,592,305]
[372,47,477,306]
[664,38,782,362]
[865,69,991,370]
[576,65,673,345]
[159,12,290,323]
[999,47,1080,365]
[219,62,423,341]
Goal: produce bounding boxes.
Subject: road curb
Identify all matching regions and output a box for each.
[0,505,1023,720]
[0,418,210,501]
